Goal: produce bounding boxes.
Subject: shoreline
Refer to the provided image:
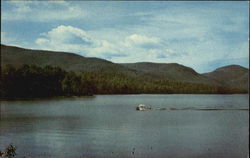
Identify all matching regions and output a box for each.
[0,93,249,101]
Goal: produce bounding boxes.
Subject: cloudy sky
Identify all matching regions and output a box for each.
[1,1,249,72]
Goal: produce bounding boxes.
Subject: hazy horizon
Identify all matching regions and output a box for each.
[1,1,249,73]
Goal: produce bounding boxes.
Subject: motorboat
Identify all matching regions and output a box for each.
[136,104,151,111]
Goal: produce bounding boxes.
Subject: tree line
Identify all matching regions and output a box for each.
[0,64,247,99]
[0,64,96,99]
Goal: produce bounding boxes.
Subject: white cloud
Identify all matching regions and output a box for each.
[36,24,229,69]
[36,25,91,54]
[41,25,91,44]
[35,25,124,58]
[2,2,248,72]
[88,41,121,57]
[2,1,85,21]
[35,25,173,61]
[123,34,159,47]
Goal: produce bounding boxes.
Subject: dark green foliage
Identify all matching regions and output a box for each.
[121,62,212,84]
[0,65,96,99]
[1,44,249,92]
[0,64,247,99]
[80,72,247,95]
[0,144,16,158]
[61,72,96,96]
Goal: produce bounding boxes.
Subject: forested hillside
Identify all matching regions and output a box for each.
[0,44,248,99]
[203,65,249,90]
[121,62,215,84]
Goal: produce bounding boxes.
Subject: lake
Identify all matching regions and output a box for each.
[0,94,249,158]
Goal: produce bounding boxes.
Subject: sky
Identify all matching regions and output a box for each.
[1,1,249,73]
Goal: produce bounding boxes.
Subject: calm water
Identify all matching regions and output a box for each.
[0,94,249,158]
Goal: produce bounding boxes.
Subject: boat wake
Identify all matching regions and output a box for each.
[156,107,249,111]
[136,105,249,111]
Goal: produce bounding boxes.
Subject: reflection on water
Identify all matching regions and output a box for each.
[0,94,249,158]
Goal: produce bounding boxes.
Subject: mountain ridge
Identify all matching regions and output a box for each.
[203,65,249,90]
[1,44,249,91]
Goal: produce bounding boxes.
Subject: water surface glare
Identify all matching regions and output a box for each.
[0,94,249,158]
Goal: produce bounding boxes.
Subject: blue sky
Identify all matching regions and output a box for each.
[1,1,249,73]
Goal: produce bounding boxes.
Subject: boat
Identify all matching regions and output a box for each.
[136,104,152,111]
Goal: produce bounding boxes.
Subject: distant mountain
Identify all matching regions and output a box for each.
[121,62,215,84]
[203,65,249,90]
[1,44,136,75]
[1,44,249,91]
